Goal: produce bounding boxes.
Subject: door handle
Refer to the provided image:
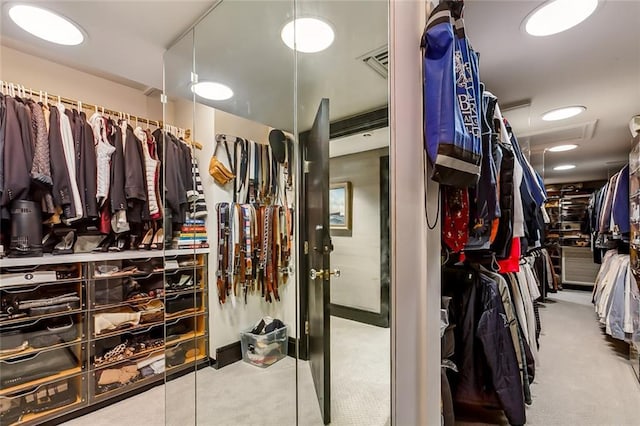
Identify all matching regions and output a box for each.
[310,269,341,280]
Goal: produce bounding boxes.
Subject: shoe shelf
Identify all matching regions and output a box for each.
[0,252,209,424]
[0,248,210,268]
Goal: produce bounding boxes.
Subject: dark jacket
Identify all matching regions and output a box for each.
[47,104,75,218]
[2,97,32,207]
[132,127,150,222]
[153,129,187,224]
[108,120,126,213]
[79,111,98,219]
[443,266,526,425]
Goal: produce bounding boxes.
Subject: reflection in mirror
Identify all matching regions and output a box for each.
[296,1,390,425]
[190,1,298,425]
[163,29,198,425]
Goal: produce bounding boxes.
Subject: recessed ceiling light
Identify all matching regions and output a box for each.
[548,144,578,152]
[542,106,586,121]
[191,82,233,101]
[553,164,576,171]
[9,5,84,46]
[525,0,598,37]
[281,18,334,53]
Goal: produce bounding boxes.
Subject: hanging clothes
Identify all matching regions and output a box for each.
[422,3,481,187]
[56,104,83,223]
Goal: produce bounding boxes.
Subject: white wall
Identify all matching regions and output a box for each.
[0,46,169,121]
[174,101,298,354]
[330,148,387,313]
[2,46,295,357]
[390,0,441,424]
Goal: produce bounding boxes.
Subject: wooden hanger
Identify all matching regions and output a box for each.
[183,128,202,150]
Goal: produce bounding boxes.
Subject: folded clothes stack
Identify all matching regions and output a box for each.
[176,219,208,249]
[95,352,165,395]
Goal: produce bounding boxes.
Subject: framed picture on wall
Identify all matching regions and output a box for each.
[330,182,352,233]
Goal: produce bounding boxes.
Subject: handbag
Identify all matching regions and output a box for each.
[0,316,78,353]
[209,137,235,185]
[1,347,78,388]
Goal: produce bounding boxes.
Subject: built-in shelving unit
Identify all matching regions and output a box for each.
[0,249,209,425]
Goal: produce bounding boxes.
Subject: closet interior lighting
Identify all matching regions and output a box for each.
[542,106,586,121]
[281,17,335,53]
[524,0,598,37]
[191,81,234,101]
[8,4,85,45]
[553,164,576,171]
[548,144,578,152]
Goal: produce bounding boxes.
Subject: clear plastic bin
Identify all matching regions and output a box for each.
[240,325,288,368]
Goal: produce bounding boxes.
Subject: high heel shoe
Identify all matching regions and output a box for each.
[150,228,164,250]
[138,228,154,250]
[53,231,75,255]
[93,234,114,252]
[109,234,129,252]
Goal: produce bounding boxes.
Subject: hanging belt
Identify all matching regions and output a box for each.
[271,206,281,302]
[248,140,256,204]
[216,203,230,304]
[232,203,242,302]
[241,204,254,303]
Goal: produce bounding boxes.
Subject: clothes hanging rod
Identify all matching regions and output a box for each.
[0,80,186,134]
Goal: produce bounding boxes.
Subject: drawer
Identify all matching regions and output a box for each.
[91,350,164,399]
[0,264,82,287]
[165,314,206,344]
[165,292,203,317]
[91,259,161,279]
[92,300,165,338]
[91,323,164,370]
[164,268,203,293]
[166,336,207,371]
[0,314,85,359]
[0,344,83,394]
[91,275,165,308]
[0,374,85,426]
[0,283,83,324]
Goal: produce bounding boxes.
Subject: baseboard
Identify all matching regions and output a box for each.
[288,336,297,359]
[214,341,242,369]
[561,283,594,291]
[330,303,389,328]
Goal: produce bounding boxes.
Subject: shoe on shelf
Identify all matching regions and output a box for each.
[53,231,75,255]
[150,228,164,250]
[109,234,129,252]
[93,234,114,252]
[138,228,154,250]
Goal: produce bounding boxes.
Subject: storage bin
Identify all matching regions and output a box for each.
[240,325,288,368]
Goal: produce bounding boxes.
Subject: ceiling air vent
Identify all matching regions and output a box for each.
[358,45,388,79]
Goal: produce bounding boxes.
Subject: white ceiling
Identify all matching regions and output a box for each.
[0,1,215,90]
[164,0,389,132]
[1,1,638,184]
[464,0,640,184]
[330,127,389,158]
